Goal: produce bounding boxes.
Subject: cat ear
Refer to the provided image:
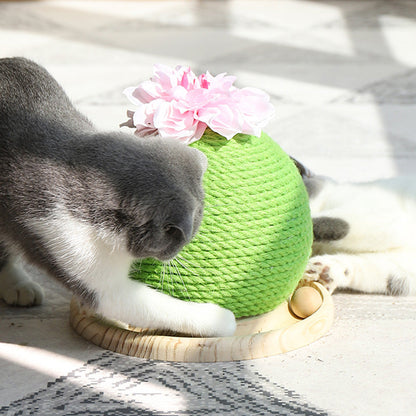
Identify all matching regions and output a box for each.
[189,147,208,174]
[290,157,314,178]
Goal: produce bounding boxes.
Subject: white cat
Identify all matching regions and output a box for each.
[296,161,416,296]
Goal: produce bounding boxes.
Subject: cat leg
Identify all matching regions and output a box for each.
[302,251,415,295]
[0,246,44,306]
[26,214,236,337]
[93,278,237,337]
[64,239,238,337]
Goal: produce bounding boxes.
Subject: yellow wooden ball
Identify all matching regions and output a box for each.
[289,286,323,319]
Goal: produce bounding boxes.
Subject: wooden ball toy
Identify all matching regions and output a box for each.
[289,286,323,319]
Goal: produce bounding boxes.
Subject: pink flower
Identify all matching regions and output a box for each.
[152,100,207,143]
[122,64,274,144]
[232,87,276,136]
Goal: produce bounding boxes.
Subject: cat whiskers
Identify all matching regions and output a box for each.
[175,254,200,271]
[134,259,143,275]
[167,261,174,296]
[170,259,191,301]
[155,259,192,301]
[160,261,167,294]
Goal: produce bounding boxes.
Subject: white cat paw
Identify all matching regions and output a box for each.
[302,256,350,294]
[189,303,237,338]
[2,281,44,306]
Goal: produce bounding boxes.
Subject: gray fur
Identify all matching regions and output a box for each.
[0,57,206,306]
[292,158,349,241]
[313,217,350,241]
[303,177,326,199]
[386,275,410,296]
[291,157,325,199]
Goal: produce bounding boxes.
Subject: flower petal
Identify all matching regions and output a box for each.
[122,64,274,143]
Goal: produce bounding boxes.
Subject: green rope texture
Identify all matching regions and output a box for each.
[130,130,312,318]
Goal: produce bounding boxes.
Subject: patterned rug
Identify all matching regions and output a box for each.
[1,351,326,416]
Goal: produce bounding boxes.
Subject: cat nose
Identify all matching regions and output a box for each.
[165,214,194,243]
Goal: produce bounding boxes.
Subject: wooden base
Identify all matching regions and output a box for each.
[69,282,333,362]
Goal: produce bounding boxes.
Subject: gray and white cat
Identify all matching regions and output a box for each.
[293,160,416,296]
[0,57,236,337]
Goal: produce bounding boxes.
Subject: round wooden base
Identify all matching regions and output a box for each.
[69,282,333,362]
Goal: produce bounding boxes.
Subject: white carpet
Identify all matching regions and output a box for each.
[1,1,416,415]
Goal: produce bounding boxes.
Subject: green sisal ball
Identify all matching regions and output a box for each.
[129,130,313,318]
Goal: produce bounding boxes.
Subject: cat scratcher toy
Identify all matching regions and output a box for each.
[70,65,333,361]
[133,128,312,317]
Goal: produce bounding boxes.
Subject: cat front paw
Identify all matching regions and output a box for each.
[302,256,350,294]
[2,281,44,306]
[188,303,237,338]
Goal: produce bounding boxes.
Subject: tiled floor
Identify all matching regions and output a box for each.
[1,1,416,415]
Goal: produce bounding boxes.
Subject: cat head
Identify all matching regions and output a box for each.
[99,135,208,261]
